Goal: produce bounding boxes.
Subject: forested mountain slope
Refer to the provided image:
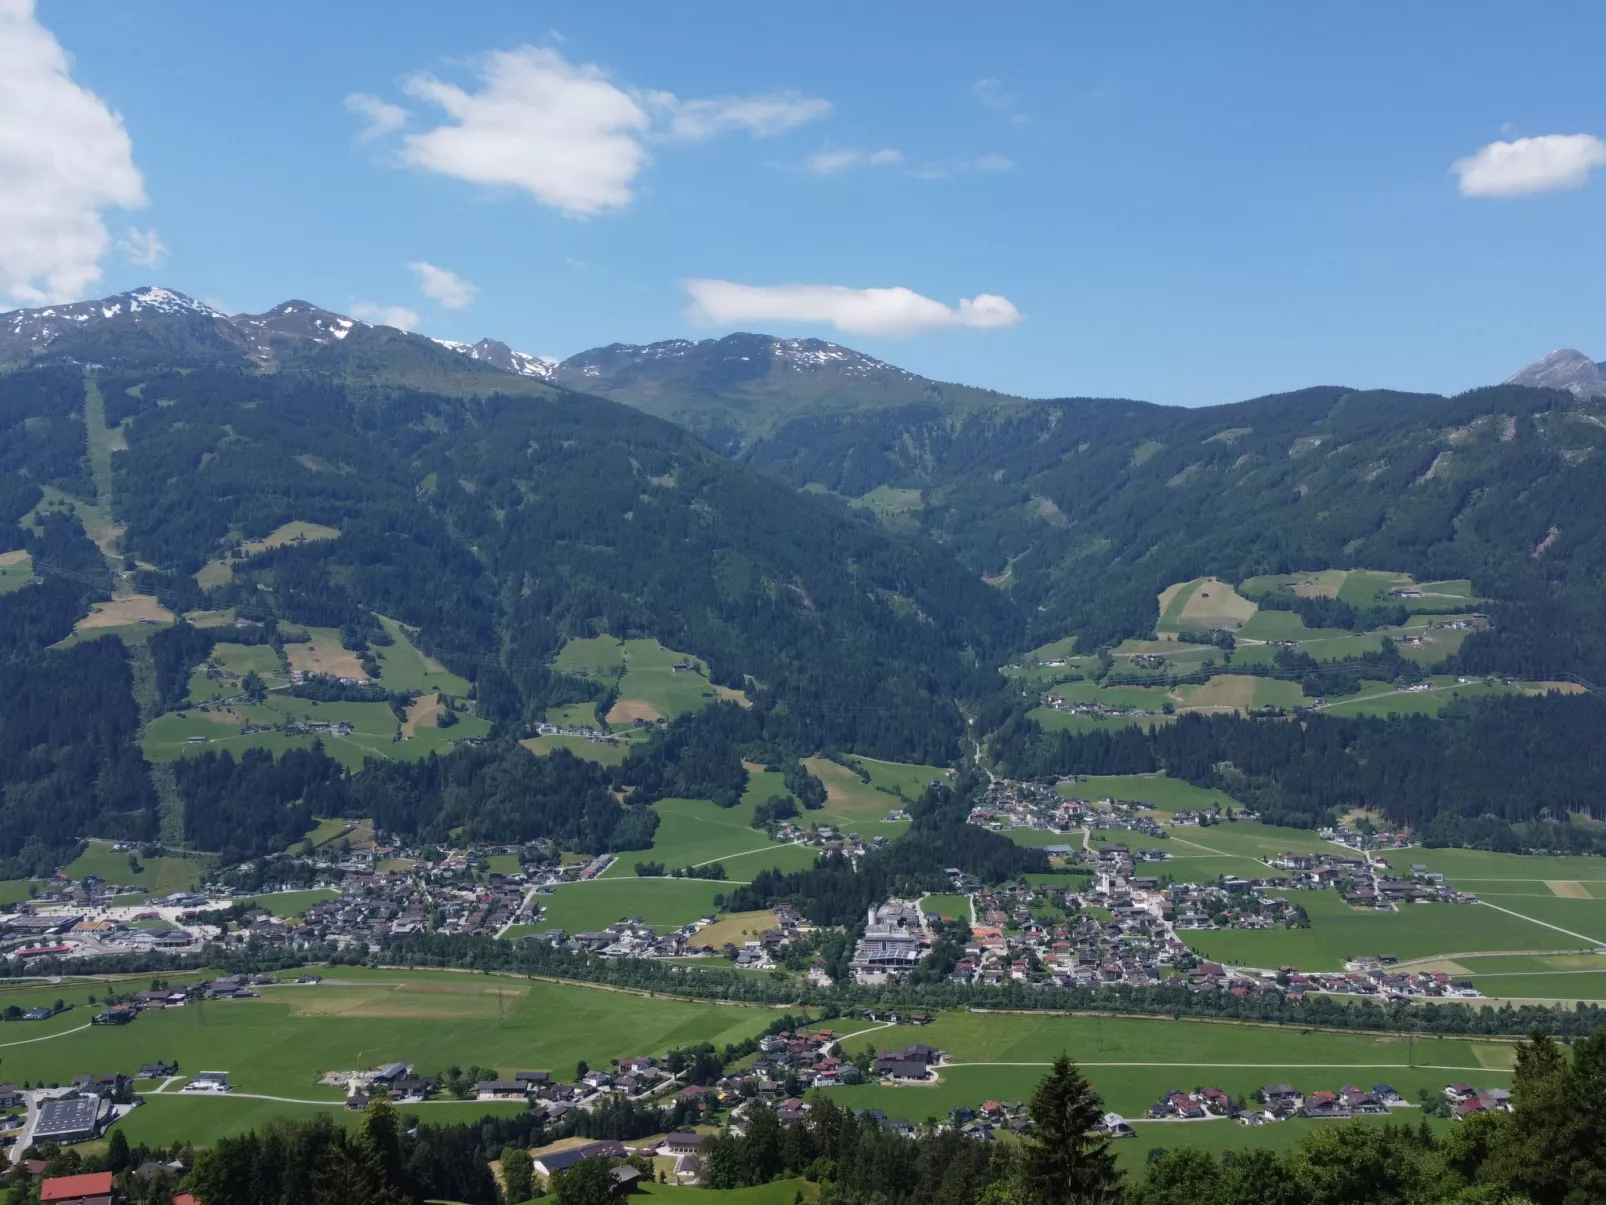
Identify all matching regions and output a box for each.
[742,384,1606,679]
[552,332,1025,453]
[103,366,1015,759]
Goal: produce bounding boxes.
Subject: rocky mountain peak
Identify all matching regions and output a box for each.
[1505,348,1606,398]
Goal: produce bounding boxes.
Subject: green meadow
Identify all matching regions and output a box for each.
[142,693,491,772]
[0,552,35,594]
[823,1010,1507,1166]
[600,796,819,880]
[552,636,740,728]
[372,616,471,695]
[61,839,204,894]
[1181,890,1586,971]
[520,732,636,767]
[1056,774,1244,813]
[528,878,730,934]
[0,969,769,1147]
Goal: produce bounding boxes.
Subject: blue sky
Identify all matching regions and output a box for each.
[7,1,1606,405]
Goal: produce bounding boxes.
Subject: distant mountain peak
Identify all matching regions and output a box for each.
[433,336,555,379]
[0,286,553,386]
[1505,348,1606,398]
[560,332,909,383]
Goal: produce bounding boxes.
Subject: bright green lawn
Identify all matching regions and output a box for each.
[533,878,729,934]
[0,554,35,594]
[63,840,203,893]
[238,889,339,917]
[545,702,601,729]
[372,616,470,695]
[1181,890,1586,970]
[822,1010,1510,1125]
[921,894,971,921]
[601,797,817,880]
[1,969,767,1146]
[184,643,287,703]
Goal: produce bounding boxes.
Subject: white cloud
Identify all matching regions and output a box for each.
[349,302,421,330]
[683,279,1023,338]
[369,46,828,218]
[399,48,652,217]
[118,226,167,268]
[975,154,1014,172]
[0,0,147,304]
[345,92,407,142]
[971,76,1028,125]
[659,91,831,141]
[1454,133,1606,197]
[408,260,476,309]
[806,147,902,175]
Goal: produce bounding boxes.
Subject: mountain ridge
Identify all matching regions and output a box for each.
[1505,347,1606,398]
[0,287,557,388]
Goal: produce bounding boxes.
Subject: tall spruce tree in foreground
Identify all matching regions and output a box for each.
[1021,1053,1122,1205]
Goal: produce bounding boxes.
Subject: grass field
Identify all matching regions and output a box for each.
[822,1010,1506,1165]
[546,702,601,729]
[531,878,729,934]
[0,550,35,594]
[0,969,770,1147]
[693,910,782,948]
[921,894,972,921]
[372,616,470,695]
[552,637,742,728]
[240,521,340,558]
[803,756,945,826]
[143,692,490,772]
[239,889,340,917]
[1182,889,1590,970]
[62,840,204,893]
[1317,675,1582,718]
[601,797,818,880]
[1057,774,1245,813]
[283,626,369,682]
[1173,675,1304,713]
[520,733,635,767]
[185,642,287,702]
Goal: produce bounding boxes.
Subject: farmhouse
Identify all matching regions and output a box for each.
[534,1140,627,1180]
[39,1171,115,1205]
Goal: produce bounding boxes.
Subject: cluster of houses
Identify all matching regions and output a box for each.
[849,900,932,986]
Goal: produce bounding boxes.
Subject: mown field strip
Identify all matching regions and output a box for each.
[1476,899,1605,946]
[0,1023,91,1048]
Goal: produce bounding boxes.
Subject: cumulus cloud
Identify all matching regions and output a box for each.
[806,147,902,175]
[345,91,407,142]
[0,0,147,304]
[1454,133,1606,197]
[358,46,829,218]
[349,301,421,330]
[118,226,167,268]
[408,260,476,309]
[683,279,1023,338]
